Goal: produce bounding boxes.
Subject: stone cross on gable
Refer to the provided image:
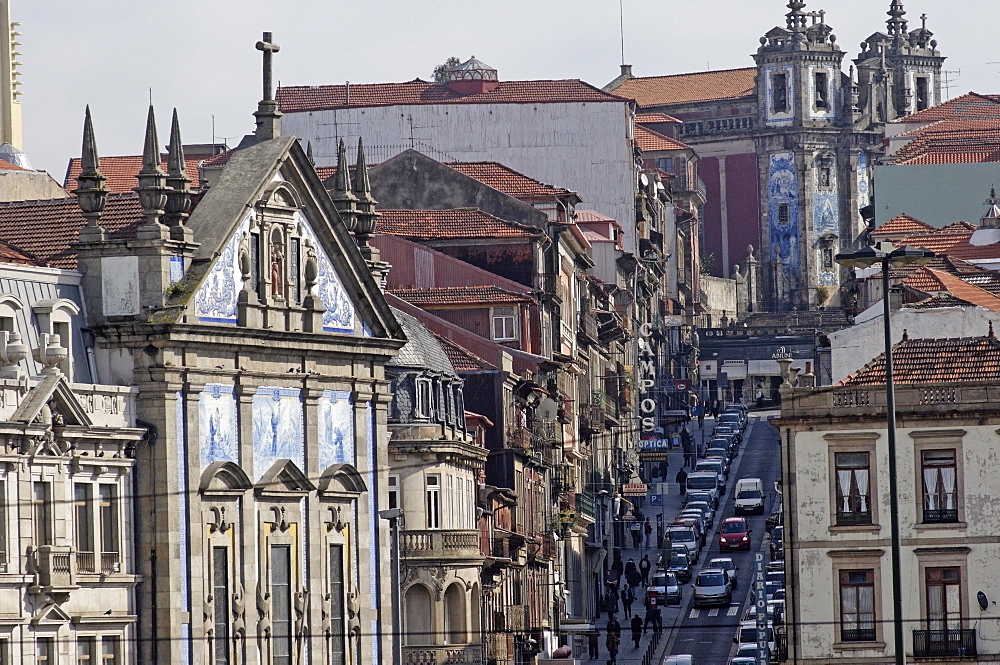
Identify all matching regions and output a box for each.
[256,32,280,103]
[921,13,928,31]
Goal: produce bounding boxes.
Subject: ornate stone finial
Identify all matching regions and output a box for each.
[0,330,28,379]
[786,0,807,32]
[353,137,379,249]
[75,105,108,242]
[987,186,999,206]
[164,108,193,232]
[134,105,169,230]
[253,32,282,141]
[887,0,908,39]
[33,333,67,376]
[329,139,358,233]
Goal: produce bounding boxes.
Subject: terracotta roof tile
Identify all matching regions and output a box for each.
[389,285,533,307]
[887,118,1000,165]
[610,68,756,107]
[901,266,947,292]
[0,194,142,269]
[636,113,681,124]
[840,332,1000,386]
[0,158,29,172]
[434,334,496,371]
[871,213,934,237]
[635,125,692,152]
[64,155,203,194]
[896,92,1000,124]
[905,269,1000,311]
[903,293,976,309]
[376,208,543,241]
[0,240,46,266]
[277,79,626,113]
[444,161,577,200]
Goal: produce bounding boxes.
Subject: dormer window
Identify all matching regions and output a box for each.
[492,307,518,342]
[415,378,432,419]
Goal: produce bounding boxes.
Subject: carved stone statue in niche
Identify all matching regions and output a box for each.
[346,585,361,649]
[256,580,272,641]
[270,244,284,300]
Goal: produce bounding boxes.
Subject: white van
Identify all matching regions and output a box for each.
[734,477,765,515]
[664,656,694,665]
[685,471,720,504]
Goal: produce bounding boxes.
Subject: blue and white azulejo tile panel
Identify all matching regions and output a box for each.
[199,383,238,469]
[252,386,304,480]
[195,212,252,323]
[295,211,356,333]
[318,389,354,469]
[768,152,800,276]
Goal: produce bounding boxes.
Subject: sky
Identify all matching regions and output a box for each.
[14,0,998,179]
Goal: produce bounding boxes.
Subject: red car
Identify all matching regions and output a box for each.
[718,517,752,551]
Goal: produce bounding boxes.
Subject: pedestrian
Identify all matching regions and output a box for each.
[630,520,642,548]
[655,515,663,547]
[643,518,653,548]
[643,600,658,634]
[630,614,643,647]
[604,586,619,617]
[606,632,620,665]
[621,583,634,618]
[675,468,687,495]
[588,631,599,659]
[624,558,637,580]
[652,606,663,634]
[610,552,623,585]
[607,615,621,639]
[658,459,669,481]
[639,554,651,586]
[698,409,705,429]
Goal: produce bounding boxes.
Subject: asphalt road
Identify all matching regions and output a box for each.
[661,413,782,664]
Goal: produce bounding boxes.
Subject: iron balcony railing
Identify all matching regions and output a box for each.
[913,628,977,658]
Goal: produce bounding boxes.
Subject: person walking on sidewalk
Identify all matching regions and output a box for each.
[606,632,620,665]
[675,468,687,495]
[639,554,651,586]
[588,630,599,659]
[630,520,642,548]
[621,583,634,618]
[604,585,620,618]
[630,614,643,648]
[643,518,653,548]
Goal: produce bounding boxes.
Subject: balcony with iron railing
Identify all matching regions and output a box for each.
[76,551,121,574]
[913,628,977,658]
[402,643,484,665]
[402,530,482,562]
[576,491,596,521]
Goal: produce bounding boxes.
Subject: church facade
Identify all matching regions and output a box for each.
[607,0,945,310]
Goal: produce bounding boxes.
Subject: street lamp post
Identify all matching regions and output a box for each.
[378,508,404,665]
[836,243,934,665]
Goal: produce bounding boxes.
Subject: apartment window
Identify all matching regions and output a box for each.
[916,76,930,111]
[815,72,829,109]
[922,450,958,523]
[926,567,962,632]
[213,547,230,665]
[425,474,441,529]
[76,484,95,571]
[33,482,52,546]
[78,636,96,665]
[99,485,120,573]
[773,73,788,113]
[329,544,346,665]
[655,157,674,174]
[387,475,400,511]
[415,379,432,419]
[777,203,790,227]
[101,637,119,665]
[839,569,876,642]
[38,637,55,665]
[271,544,293,665]
[835,452,871,525]
[491,307,517,342]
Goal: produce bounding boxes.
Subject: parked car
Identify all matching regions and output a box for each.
[692,568,732,608]
[708,557,738,587]
[678,510,708,536]
[684,500,714,529]
[704,447,733,470]
[770,525,784,560]
[734,477,765,515]
[666,551,692,582]
[710,435,738,458]
[667,523,701,561]
[730,657,756,665]
[734,619,775,655]
[664,657,694,665]
[673,516,706,548]
[695,459,727,494]
[714,423,742,445]
[687,490,718,511]
[685,471,720,504]
[718,517,752,551]
[717,412,744,432]
[647,571,682,606]
[765,569,785,602]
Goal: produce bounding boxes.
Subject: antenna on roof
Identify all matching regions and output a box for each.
[618,0,625,66]
[941,69,961,99]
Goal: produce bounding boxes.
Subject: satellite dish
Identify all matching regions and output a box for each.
[978,591,989,611]
[639,173,649,187]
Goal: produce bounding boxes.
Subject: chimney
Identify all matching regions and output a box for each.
[621,64,633,78]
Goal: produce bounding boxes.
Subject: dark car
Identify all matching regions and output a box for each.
[770,525,784,560]
[765,508,783,533]
[687,490,719,511]
[714,423,742,445]
[710,435,738,458]
[719,517,752,551]
[648,571,682,606]
[666,551,692,582]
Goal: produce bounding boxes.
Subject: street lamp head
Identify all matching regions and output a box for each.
[836,245,886,269]
[835,244,935,269]
[889,245,935,268]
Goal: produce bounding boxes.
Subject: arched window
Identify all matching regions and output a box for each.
[443,583,466,644]
[404,585,432,646]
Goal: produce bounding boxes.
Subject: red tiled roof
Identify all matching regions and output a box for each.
[200,149,234,168]
[0,240,46,266]
[902,266,947,292]
[870,213,934,237]
[434,334,496,371]
[0,158,29,172]
[0,194,143,269]
[896,222,976,255]
[636,113,681,124]
[444,161,576,200]
[896,92,1000,124]
[277,79,627,113]
[904,269,1000,311]
[376,208,543,241]
[903,293,976,309]
[887,118,1000,165]
[389,285,533,307]
[635,125,692,152]
[64,155,202,194]
[610,68,756,107]
[839,331,1000,386]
